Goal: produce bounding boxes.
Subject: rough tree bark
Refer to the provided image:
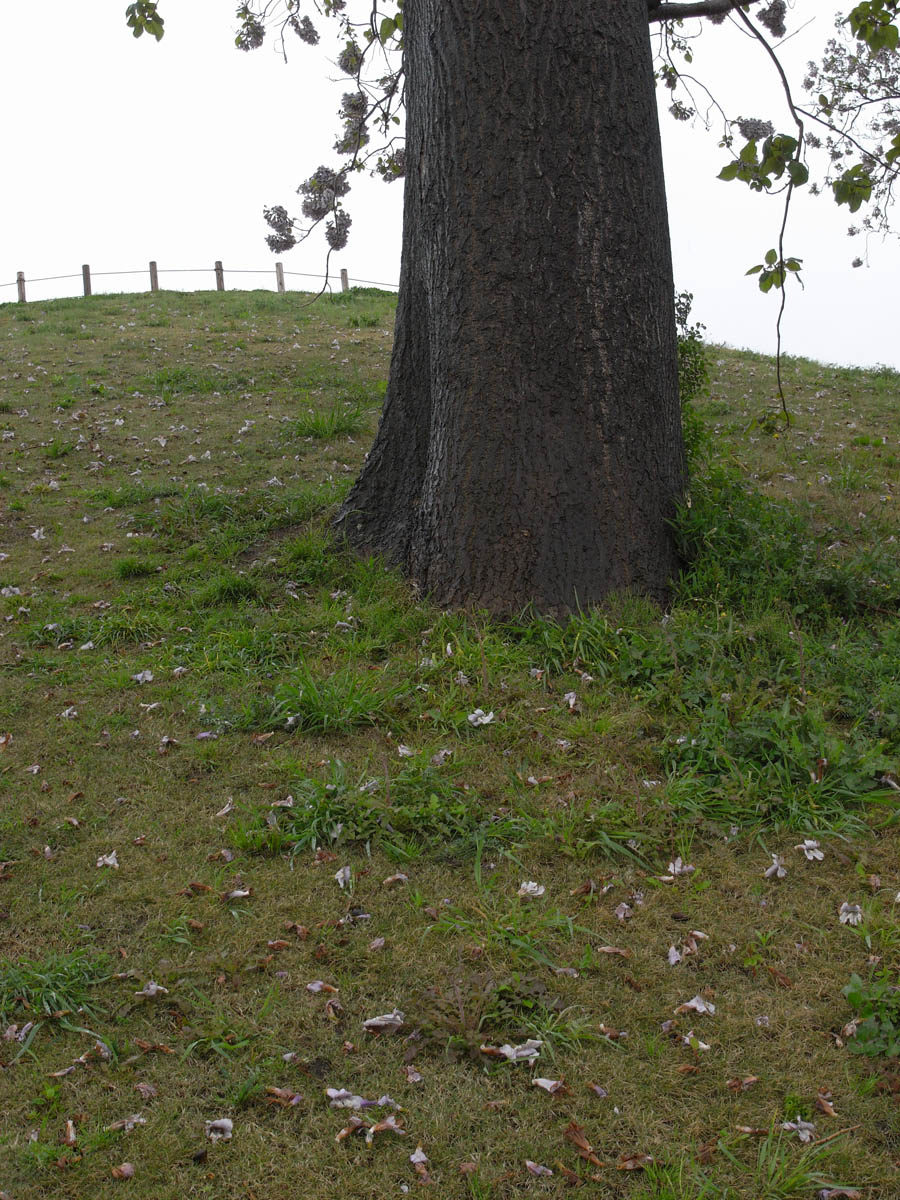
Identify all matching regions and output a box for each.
[335,0,684,615]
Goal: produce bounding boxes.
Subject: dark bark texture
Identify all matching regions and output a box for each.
[335,0,685,615]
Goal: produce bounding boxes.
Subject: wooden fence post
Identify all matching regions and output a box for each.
[214,261,224,291]
[340,268,349,293]
[16,272,26,303]
[275,262,285,293]
[149,261,159,292]
[82,264,92,297]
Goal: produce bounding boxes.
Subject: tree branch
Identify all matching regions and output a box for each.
[647,0,764,24]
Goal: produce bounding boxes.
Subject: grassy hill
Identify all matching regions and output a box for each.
[1,289,899,1199]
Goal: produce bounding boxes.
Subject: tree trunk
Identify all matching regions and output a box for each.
[335,0,684,616]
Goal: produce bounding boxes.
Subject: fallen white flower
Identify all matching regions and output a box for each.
[105,1114,147,1133]
[495,1039,542,1063]
[134,981,168,998]
[676,995,715,1016]
[764,853,787,879]
[397,744,414,757]
[327,1088,374,1109]
[467,708,494,726]
[781,1118,816,1143]
[667,946,682,966]
[526,1161,553,1177]
[839,902,863,926]
[363,1008,405,1033]
[205,1118,233,1142]
[96,851,119,869]
[667,856,695,876]
[532,1077,565,1093]
[795,839,824,861]
[517,881,545,898]
[334,865,352,889]
[131,670,154,684]
[682,1030,710,1051]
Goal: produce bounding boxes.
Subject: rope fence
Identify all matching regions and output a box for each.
[0,261,399,304]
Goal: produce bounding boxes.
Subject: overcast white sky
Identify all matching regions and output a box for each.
[2,1,898,368]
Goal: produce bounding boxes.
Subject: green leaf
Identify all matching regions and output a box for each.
[379,16,397,42]
[746,265,764,275]
[718,162,740,181]
[765,248,777,266]
[788,160,809,186]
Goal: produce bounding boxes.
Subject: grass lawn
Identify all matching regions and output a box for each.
[0,287,899,1199]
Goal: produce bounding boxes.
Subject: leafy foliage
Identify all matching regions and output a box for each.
[843,969,900,1056]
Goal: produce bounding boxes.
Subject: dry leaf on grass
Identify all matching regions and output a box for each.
[815,1088,837,1117]
[726,1076,760,1092]
[265,1087,303,1107]
[563,1120,604,1166]
[617,1152,653,1170]
[105,1114,146,1133]
[111,1163,135,1180]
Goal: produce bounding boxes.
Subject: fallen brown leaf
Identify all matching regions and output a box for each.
[815,1088,837,1117]
[265,1086,303,1107]
[111,1163,135,1180]
[563,1120,604,1167]
[726,1076,760,1092]
[616,1152,652,1171]
[767,966,793,989]
[554,1161,583,1185]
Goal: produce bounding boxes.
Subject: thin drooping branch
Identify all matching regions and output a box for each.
[734,4,805,424]
[647,0,765,25]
